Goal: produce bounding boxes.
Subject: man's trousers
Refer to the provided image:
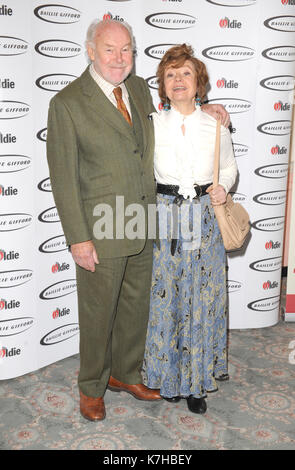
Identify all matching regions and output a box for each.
[76,240,153,398]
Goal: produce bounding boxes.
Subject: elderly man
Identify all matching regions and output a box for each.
[46,19,229,421]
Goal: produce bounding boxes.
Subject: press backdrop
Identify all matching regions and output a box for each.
[1,0,295,379]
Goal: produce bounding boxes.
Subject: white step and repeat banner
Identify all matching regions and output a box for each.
[1,0,295,379]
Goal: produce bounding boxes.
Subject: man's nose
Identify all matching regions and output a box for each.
[115,51,123,63]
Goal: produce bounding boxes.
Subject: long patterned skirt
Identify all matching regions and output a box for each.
[142,193,228,398]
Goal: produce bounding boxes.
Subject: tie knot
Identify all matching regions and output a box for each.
[113,87,122,101]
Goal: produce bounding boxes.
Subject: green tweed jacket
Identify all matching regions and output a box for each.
[46,66,156,258]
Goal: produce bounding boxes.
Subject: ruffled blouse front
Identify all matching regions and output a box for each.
[152,105,238,200]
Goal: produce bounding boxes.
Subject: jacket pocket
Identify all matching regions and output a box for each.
[82,173,113,200]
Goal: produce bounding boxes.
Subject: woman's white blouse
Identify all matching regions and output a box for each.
[153,105,238,200]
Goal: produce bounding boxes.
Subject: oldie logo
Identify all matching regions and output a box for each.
[36,74,77,92]
[257,120,291,135]
[0,317,35,337]
[265,240,281,250]
[254,164,288,179]
[206,0,256,5]
[35,40,82,58]
[208,98,252,113]
[202,45,255,61]
[37,177,51,192]
[52,307,70,319]
[216,78,238,88]
[51,262,70,273]
[39,279,77,300]
[260,75,294,91]
[0,250,19,262]
[262,280,279,290]
[233,143,249,157]
[144,44,176,59]
[262,46,295,62]
[271,145,287,155]
[145,12,196,30]
[253,190,286,205]
[0,346,21,358]
[0,132,17,144]
[34,4,81,24]
[0,101,30,120]
[0,298,20,311]
[264,15,295,32]
[0,184,18,197]
[103,12,124,22]
[37,128,47,142]
[0,213,33,232]
[0,5,12,15]
[0,155,31,173]
[0,269,33,288]
[39,235,68,254]
[0,78,15,89]
[247,295,280,312]
[0,36,28,56]
[249,257,282,272]
[251,216,285,232]
[40,323,79,346]
[274,101,291,111]
[38,206,60,223]
[219,17,242,28]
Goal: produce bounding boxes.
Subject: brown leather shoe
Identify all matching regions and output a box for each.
[108,376,162,401]
[79,391,106,421]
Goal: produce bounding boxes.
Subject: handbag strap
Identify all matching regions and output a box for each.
[213,118,221,189]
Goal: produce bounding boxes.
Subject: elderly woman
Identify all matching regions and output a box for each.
[143,44,238,414]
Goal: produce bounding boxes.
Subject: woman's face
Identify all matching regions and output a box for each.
[163,60,198,108]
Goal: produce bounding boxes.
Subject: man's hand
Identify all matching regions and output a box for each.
[70,240,99,272]
[201,103,230,128]
[206,184,227,206]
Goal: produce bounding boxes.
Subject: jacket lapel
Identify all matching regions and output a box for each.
[79,67,135,142]
[126,79,149,155]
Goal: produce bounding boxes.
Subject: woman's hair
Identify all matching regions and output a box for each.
[157,43,209,103]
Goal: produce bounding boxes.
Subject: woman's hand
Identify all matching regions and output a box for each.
[206,184,227,206]
[201,103,230,128]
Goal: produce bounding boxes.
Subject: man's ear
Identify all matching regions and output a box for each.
[86,44,95,62]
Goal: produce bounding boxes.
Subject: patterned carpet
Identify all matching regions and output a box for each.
[1,280,295,451]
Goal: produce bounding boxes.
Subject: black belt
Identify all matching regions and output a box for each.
[156,183,212,256]
[157,183,212,200]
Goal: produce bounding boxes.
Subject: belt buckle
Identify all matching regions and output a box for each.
[194,184,202,200]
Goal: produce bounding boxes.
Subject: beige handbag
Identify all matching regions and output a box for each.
[213,119,250,251]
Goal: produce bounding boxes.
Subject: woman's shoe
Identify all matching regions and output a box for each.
[186,396,207,414]
[162,396,181,403]
[215,374,229,382]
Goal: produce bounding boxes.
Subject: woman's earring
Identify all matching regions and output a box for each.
[163,99,170,111]
[195,97,201,106]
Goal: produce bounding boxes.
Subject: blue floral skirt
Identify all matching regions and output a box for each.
[142,193,228,398]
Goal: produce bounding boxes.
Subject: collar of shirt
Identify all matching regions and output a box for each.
[89,64,131,114]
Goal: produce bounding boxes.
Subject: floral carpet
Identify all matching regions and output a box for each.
[1,288,295,450]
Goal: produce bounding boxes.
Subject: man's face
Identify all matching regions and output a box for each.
[87,23,133,86]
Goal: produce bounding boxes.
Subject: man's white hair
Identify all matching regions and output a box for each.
[85,18,136,52]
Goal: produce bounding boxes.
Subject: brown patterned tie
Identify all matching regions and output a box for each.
[113,87,132,126]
